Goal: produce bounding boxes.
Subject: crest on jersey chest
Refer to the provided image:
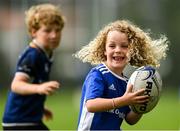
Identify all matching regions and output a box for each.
[45,63,49,73]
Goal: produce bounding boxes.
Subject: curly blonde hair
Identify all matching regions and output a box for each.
[74,20,169,67]
[25,3,65,36]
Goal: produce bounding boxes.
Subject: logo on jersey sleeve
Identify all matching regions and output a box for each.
[18,65,31,72]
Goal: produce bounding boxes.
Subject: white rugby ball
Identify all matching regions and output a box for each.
[127,66,162,114]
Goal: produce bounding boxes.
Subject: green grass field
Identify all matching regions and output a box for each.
[0,87,179,130]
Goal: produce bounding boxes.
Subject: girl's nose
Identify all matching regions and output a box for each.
[115,46,121,52]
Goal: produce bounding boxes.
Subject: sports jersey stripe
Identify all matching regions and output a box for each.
[102,70,110,74]
[2,123,38,127]
[96,64,105,69]
[101,63,128,82]
[78,98,94,131]
[97,65,110,75]
[99,67,108,72]
[96,64,107,72]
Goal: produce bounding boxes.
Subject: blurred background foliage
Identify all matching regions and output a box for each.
[0,0,179,88]
[0,0,179,130]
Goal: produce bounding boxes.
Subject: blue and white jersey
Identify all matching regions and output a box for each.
[78,63,131,131]
[3,43,53,124]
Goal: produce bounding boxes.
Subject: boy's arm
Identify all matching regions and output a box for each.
[11,72,60,95]
[43,107,53,121]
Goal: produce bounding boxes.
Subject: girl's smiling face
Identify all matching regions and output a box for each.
[104,30,130,75]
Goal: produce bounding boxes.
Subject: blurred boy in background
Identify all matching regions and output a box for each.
[2,3,65,130]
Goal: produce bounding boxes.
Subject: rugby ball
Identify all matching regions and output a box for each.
[127,66,162,114]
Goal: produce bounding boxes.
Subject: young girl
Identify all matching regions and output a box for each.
[74,20,168,130]
[2,3,65,130]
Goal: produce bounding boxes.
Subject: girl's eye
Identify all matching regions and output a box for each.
[109,44,115,48]
[109,45,115,47]
[121,45,128,48]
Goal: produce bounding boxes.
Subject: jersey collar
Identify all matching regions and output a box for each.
[32,39,53,60]
[102,63,128,81]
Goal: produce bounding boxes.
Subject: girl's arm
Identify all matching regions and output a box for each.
[86,98,116,112]
[86,84,149,112]
[125,111,142,125]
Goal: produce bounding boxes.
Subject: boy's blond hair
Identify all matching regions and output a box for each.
[25,3,65,36]
[74,20,169,67]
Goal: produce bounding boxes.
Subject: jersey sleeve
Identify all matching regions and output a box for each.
[16,51,38,77]
[85,69,105,101]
